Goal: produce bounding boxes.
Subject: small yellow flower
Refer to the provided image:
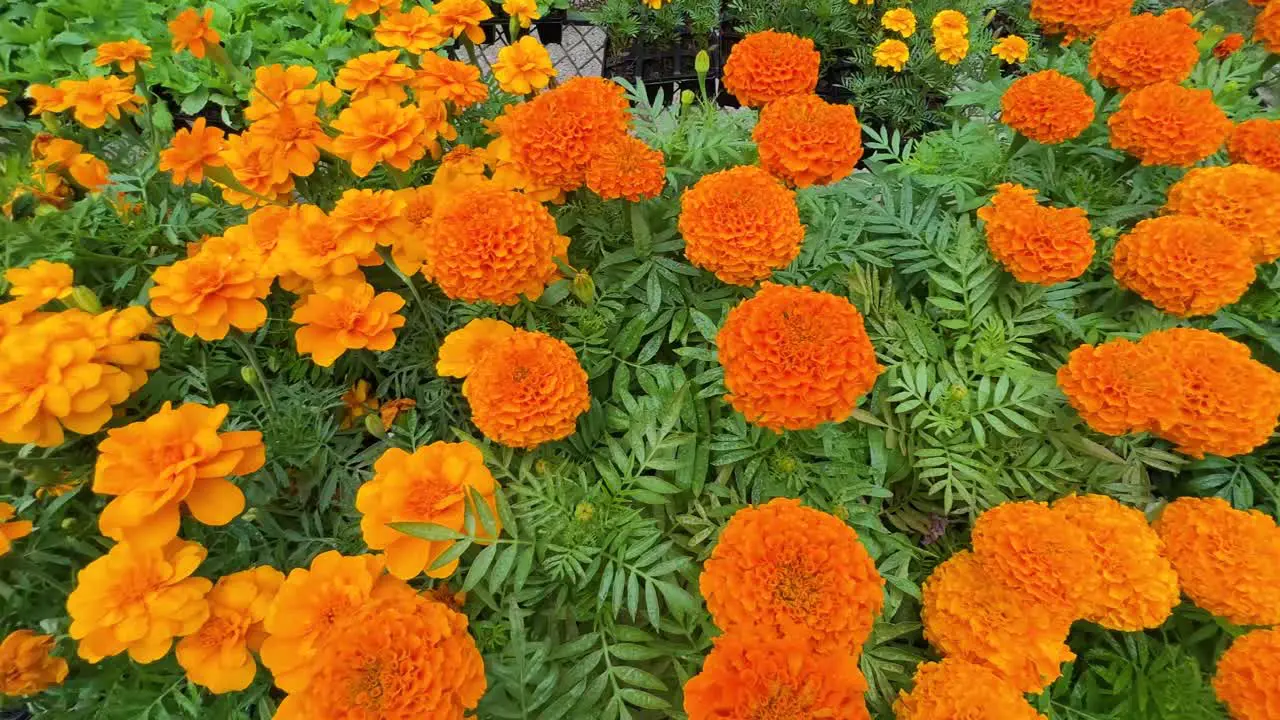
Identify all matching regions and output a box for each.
[643,0,671,8]
[934,31,969,65]
[874,39,910,72]
[881,8,917,37]
[502,0,541,27]
[493,36,558,95]
[992,35,1029,64]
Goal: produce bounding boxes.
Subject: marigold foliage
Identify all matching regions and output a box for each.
[1111,214,1255,317]
[1108,82,1231,167]
[0,630,68,698]
[1087,12,1201,91]
[1164,164,1280,263]
[722,30,820,107]
[1000,70,1095,145]
[753,93,863,188]
[977,183,1094,284]
[176,566,283,694]
[894,659,1046,720]
[1213,628,1280,720]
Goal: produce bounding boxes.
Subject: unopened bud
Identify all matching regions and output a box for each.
[34,203,60,217]
[240,366,259,386]
[190,193,214,207]
[1100,226,1119,239]
[65,286,102,313]
[572,271,595,304]
[574,501,595,523]
[60,518,75,529]
[681,89,695,107]
[948,385,968,401]
[535,459,550,475]
[695,50,710,75]
[364,413,388,439]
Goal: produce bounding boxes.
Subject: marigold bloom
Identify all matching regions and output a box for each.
[169,8,220,59]
[332,97,430,178]
[1256,0,1280,53]
[245,104,329,181]
[1031,0,1133,43]
[334,0,398,19]
[1113,215,1254,317]
[217,133,295,208]
[335,50,416,102]
[700,498,883,652]
[0,89,6,110]
[413,53,490,109]
[679,165,805,285]
[754,93,862,187]
[1165,164,1280,263]
[718,284,882,431]
[934,30,969,64]
[26,84,68,115]
[1088,13,1200,92]
[331,188,406,247]
[436,318,517,377]
[922,551,1075,692]
[274,204,381,283]
[341,380,380,429]
[158,118,226,185]
[874,39,910,71]
[292,277,406,367]
[584,134,666,201]
[1214,628,1280,720]
[1228,118,1280,172]
[503,0,541,27]
[375,7,445,53]
[58,75,143,129]
[895,659,1046,720]
[272,580,486,720]
[389,186,437,274]
[176,566,284,693]
[1109,82,1230,167]
[882,8,917,37]
[1214,33,1246,60]
[723,30,820,107]
[67,539,212,663]
[0,631,68,697]
[0,503,32,557]
[977,183,1094,284]
[68,153,110,191]
[5,260,73,303]
[932,9,967,33]
[245,64,320,122]
[1155,497,1280,625]
[94,39,152,73]
[683,634,870,720]
[1000,70,1094,145]
[436,144,488,186]
[425,182,569,304]
[1056,337,1177,436]
[494,36,558,95]
[992,35,1029,63]
[93,402,264,545]
[431,0,494,43]
[149,240,271,340]
[357,442,500,579]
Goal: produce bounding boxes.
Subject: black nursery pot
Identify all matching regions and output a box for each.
[605,30,722,106]
[815,56,857,104]
[479,9,568,46]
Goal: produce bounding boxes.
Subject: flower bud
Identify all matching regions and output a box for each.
[190,193,214,207]
[1100,226,1119,239]
[681,89,695,107]
[364,413,388,439]
[65,286,102,314]
[240,366,259,387]
[574,501,595,523]
[695,50,710,75]
[572,271,595,304]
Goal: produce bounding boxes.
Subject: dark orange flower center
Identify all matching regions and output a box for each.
[772,558,820,613]
[751,686,805,720]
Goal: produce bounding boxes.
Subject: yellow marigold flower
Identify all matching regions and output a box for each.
[357,442,500,579]
[933,29,969,64]
[332,97,430,177]
[378,398,416,430]
[292,276,406,367]
[436,318,517,377]
[93,402,265,546]
[67,538,212,663]
[0,630,68,697]
[158,118,227,185]
[494,36,558,95]
[1213,628,1280,720]
[5,260,73,303]
[922,550,1075,692]
[58,75,143,129]
[413,53,490,109]
[245,64,320,122]
[1052,494,1179,631]
[334,0,398,19]
[503,0,541,27]
[93,39,152,73]
[1164,164,1280,263]
[1112,214,1255,317]
[217,133,295,208]
[0,503,33,557]
[431,0,494,44]
[389,186,437,275]
[68,153,110,192]
[149,238,272,340]
[26,83,68,115]
[331,188,406,248]
[274,204,381,284]
[992,35,1029,63]
[882,8,917,37]
[374,7,445,53]
[874,39,910,72]
[260,551,392,693]
[169,8,220,59]
[932,9,968,33]
[436,143,489,187]
[1155,496,1280,625]
[895,659,1046,720]
[176,566,284,693]
[0,89,6,110]
[336,50,417,102]
[584,134,667,201]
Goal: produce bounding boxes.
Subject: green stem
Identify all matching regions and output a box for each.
[1004,133,1029,165]
[509,16,520,42]
[461,36,480,67]
[208,43,248,87]
[134,65,161,158]
[228,331,276,414]
[379,248,435,332]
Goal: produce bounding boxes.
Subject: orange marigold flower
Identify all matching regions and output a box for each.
[260,551,393,692]
[375,7,445,53]
[718,283,882,431]
[93,402,265,546]
[0,630,67,697]
[245,64,320,122]
[1155,496,1280,625]
[159,118,226,185]
[722,30,820,107]
[435,143,489,187]
[275,204,381,283]
[94,39,152,73]
[5,260,73,303]
[26,84,68,115]
[922,550,1075,692]
[291,276,406,367]
[992,35,1029,64]
[679,165,804,285]
[882,8,917,37]
[176,566,284,694]
[149,239,272,340]
[504,0,541,27]
[425,182,569,304]
[585,134,666,201]
[336,50,417,102]
[1056,337,1177,436]
[58,75,143,129]
[874,39,910,72]
[169,8,220,59]
[494,36,558,95]
[245,104,330,182]
[217,133,295,208]
[1165,164,1280,263]
[699,498,883,652]
[413,53,489,109]
[753,93,863,188]
[378,397,415,429]
[1228,118,1280,172]
[1031,0,1133,43]
[971,500,1100,619]
[272,578,486,720]
[1214,628,1280,720]
[895,658,1046,720]
[430,0,493,44]
[357,442,500,579]
[1214,32,1246,60]
[1112,215,1254,317]
[1256,0,1280,53]
[1000,70,1095,145]
[331,188,405,247]
[332,97,429,178]
[418,95,459,154]
[0,503,32,557]
[1109,82,1231,167]
[440,320,590,448]
[1144,327,1280,458]
[1052,494,1179,631]
[977,183,1094,284]
[683,634,870,720]
[67,539,212,663]
[334,0,398,19]
[68,153,110,192]
[1088,13,1201,92]
[389,186,437,274]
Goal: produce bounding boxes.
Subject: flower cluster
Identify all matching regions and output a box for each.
[932,10,970,65]
[1213,628,1280,720]
[977,183,1095,284]
[1111,214,1255,317]
[1000,70,1095,145]
[1164,164,1280,263]
[722,30,820,107]
[1087,11,1201,91]
[752,93,863,187]
[29,75,143,129]
[1108,82,1231,167]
